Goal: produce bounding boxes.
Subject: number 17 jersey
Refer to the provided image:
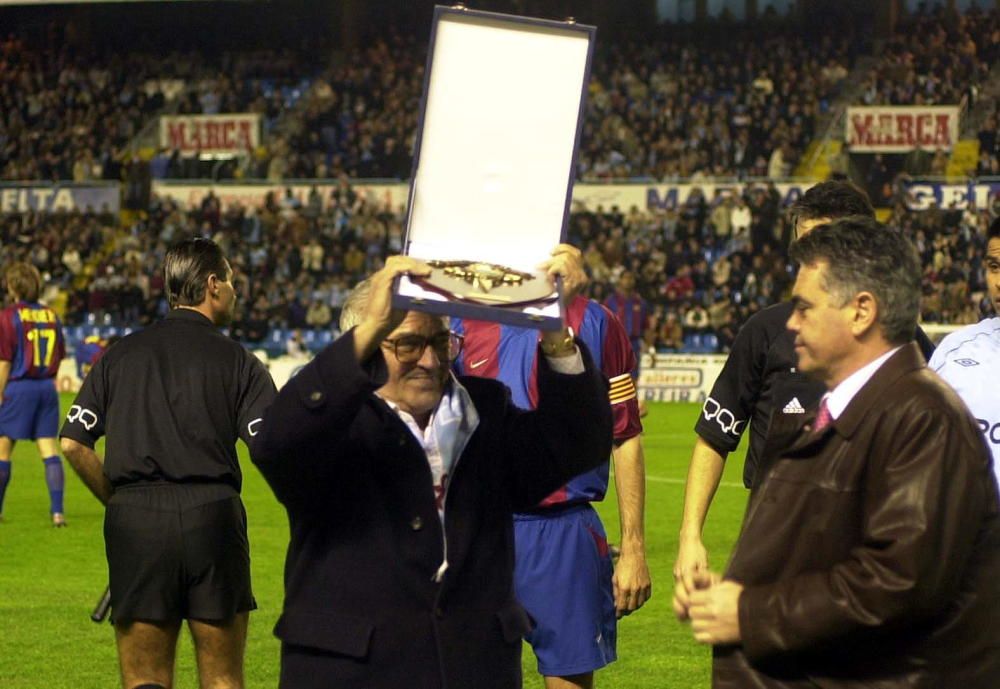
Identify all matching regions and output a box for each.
[0,300,66,380]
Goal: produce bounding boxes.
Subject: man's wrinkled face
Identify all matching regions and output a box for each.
[378,312,450,421]
[787,261,856,387]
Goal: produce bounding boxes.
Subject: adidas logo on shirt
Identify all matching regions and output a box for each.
[782,397,805,414]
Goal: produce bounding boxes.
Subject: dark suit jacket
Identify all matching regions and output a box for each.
[251,330,613,689]
[714,343,1000,689]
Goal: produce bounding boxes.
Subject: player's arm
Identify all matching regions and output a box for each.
[598,303,652,617]
[675,437,728,584]
[59,355,110,504]
[676,312,767,584]
[0,312,14,404]
[59,438,112,505]
[612,433,652,617]
[0,360,9,404]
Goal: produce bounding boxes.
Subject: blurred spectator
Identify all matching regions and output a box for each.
[285,328,309,359]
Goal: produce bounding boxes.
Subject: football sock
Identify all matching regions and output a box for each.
[0,460,10,514]
[43,456,64,515]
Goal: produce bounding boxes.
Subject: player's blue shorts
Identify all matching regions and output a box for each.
[514,503,616,677]
[0,378,60,440]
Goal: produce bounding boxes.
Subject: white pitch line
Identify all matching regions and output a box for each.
[645,475,744,489]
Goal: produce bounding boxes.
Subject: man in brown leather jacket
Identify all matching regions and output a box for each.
[674,216,1000,688]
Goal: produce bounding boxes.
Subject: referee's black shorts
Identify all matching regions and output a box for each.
[104,482,256,624]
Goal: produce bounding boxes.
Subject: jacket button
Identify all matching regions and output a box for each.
[398,436,406,446]
[434,606,444,618]
[309,391,324,402]
[410,516,423,531]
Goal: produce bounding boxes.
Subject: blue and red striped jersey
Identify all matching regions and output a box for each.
[74,335,108,379]
[453,295,641,507]
[604,291,648,342]
[0,301,66,381]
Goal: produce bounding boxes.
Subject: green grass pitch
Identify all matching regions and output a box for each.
[0,395,749,688]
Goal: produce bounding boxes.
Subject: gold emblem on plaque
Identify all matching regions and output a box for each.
[415,259,557,306]
[427,260,533,293]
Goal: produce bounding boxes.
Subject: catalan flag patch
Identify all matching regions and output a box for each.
[608,373,637,405]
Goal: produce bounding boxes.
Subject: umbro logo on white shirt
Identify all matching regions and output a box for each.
[782,397,805,414]
[955,358,980,367]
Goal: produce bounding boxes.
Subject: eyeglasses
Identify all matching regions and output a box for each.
[382,331,464,364]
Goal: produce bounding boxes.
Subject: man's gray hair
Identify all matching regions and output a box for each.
[789,216,920,345]
[339,278,373,331]
[338,277,449,333]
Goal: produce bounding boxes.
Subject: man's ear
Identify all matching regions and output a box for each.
[851,291,878,337]
[207,274,220,298]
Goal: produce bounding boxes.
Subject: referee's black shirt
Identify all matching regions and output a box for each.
[694,301,935,488]
[60,308,276,491]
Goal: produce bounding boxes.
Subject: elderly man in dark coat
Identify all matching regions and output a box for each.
[251,251,613,689]
[675,217,1000,688]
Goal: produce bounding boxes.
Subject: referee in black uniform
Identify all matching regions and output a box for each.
[673,181,936,587]
[60,238,276,689]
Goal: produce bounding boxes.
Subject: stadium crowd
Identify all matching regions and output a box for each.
[0,32,323,183]
[860,5,999,109]
[1,176,994,355]
[1,4,997,355]
[3,7,996,187]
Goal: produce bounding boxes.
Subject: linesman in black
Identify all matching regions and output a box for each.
[673,181,936,588]
[60,238,276,689]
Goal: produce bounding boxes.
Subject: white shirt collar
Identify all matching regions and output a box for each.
[824,346,902,420]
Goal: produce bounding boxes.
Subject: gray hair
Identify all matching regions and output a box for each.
[338,277,447,332]
[789,216,920,345]
[339,278,373,331]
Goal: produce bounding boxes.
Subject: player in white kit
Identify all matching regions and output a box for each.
[928,218,1000,484]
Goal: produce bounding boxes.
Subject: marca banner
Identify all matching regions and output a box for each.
[902,179,1000,213]
[159,114,261,157]
[573,181,816,212]
[0,184,120,214]
[152,181,410,211]
[637,353,727,403]
[846,106,960,153]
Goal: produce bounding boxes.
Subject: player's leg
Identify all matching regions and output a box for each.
[544,674,594,689]
[34,383,66,525]
[514,507,616,688]
[115,619,181,689]
[0,383,24,520]
[188,614,248,689]
[0,436,13,519]
[36,437,65,526]
[106,486,186,688]
[182,492,255,689]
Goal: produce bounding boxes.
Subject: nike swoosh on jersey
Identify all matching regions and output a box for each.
[469,358,489,369]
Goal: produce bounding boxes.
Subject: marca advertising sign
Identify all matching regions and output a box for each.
[0,184,120,214]
[574,181,816,212]
[159,114,261,157]
[846,106,960,153]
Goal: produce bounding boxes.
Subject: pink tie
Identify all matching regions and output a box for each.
[813,397,832,433]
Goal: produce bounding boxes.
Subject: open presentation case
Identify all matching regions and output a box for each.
[393,5,595,330]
